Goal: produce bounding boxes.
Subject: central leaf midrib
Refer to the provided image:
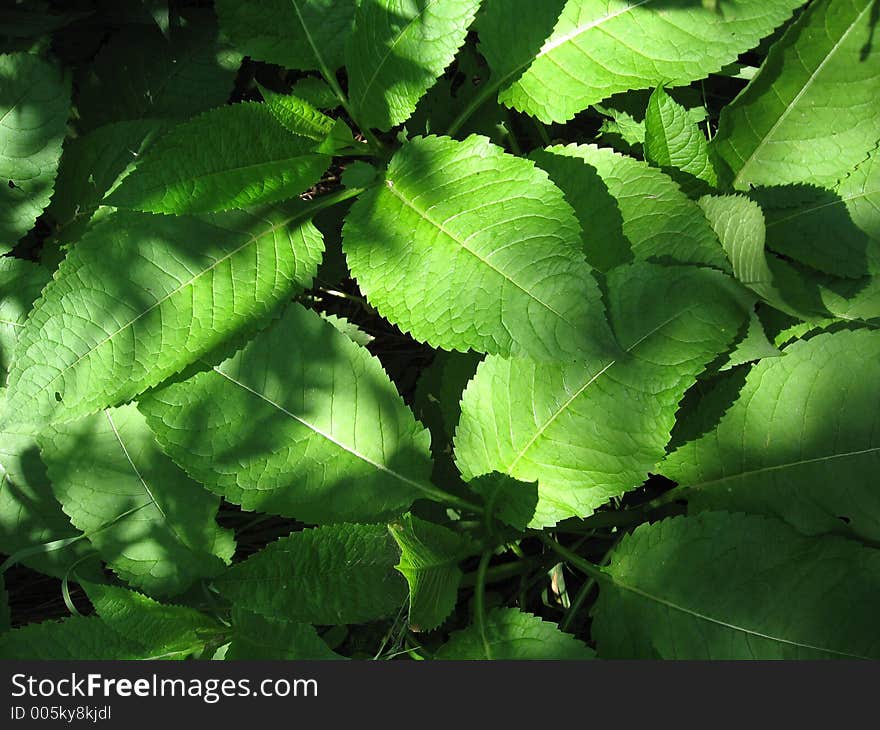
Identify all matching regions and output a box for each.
[383,178,569,322]
[732,3,871,186]
[211,367,430,498]
[352,0,443,112]
[608,571,870,659]
[12,212,303,407]
[505,306,696,472]
[682,446,880,492]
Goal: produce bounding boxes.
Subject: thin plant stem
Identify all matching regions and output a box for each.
[474,550,493,659]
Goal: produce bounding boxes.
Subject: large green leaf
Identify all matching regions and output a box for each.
[0,53,70,247]
[0,616,147,659]
[532,144,729,272]
[644,86,717,194]
[714,0,880,189]
[436,608,595,659]
[480,0,803,123]
[215,523,408,625]
[346,0,481,131]
[82,581,222,659]
[227,609,343,660]
[592,512,880,659]
[343,135,614,360]
[389,513,472,632]
[140,303,433,525]
[215,0,357,72]
[76,16,241,131]
[454,263,746,527]
[106,103,330,214]
[38,404,234,595]
[661,330,880,543]
[2,207,323,432]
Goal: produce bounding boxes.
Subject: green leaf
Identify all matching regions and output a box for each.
[215,0,357,72]
[484,0,803,124]
[3,207,323,432]
[0,53,70,247]
[388,513,472,631]
[215,523,408,625]
[81,581,222,659]
[106,103,330,214]
[714,0,880,189]
[699,193,880,323]
[76,16,241,131]
[468,473,538,532]
[140,303,433,524]
[0,396,94,579]
[227,609,343,660]
[436,608,595,659]
[661,330,880,543]
[0,615,147,659]
[38,404,234,595]
[532,144,729,273]
[0,258,50,379]
[592,512,880,659]
[346,0,481,131]
[259,84,339,142]
[644,86,717,194]
[717,311,781,371]
[291,77,340,110]
[343,135,614,360]
[47,119,167,232]
[454,263,746,527]
[757,149,880,278]
[698,194,801,315]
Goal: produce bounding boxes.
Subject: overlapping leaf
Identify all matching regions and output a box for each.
[455,263,747,527]
[215,523,408,625]
[343,135,614,360]
[436,608,595,659]
[0,52,70,248]
[107,103,330,214]
[227,609,343,660]
[714,0,880,189]
[389,513,473,631]
[82,581,222,659]
[0,616,146,660]
[0,258,49,378]
[346,0,481,131]
[532,144,728,272]
[757,149,880,278]
[139,303,433,524]
[644,86,717,194]
[592,512,880,659]
[3,207,323,431]
[76,16,241,131]
[661,330,880,542]
[39,404,234,595]
[215,0,356,72]
[480,0,804,123]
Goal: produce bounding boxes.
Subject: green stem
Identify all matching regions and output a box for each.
[448,79,503,137]
[559,535,621,632]
[539,534,608,584]
[319,68,386,153]
[460,558,533,588]
[474,550,493,660]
